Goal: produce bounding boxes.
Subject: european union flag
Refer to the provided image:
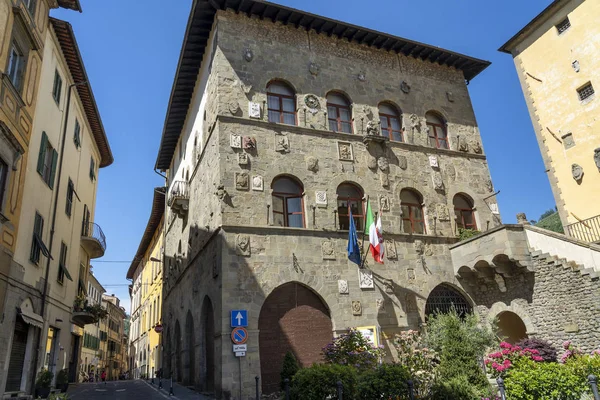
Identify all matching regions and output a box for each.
[347,208,361,266]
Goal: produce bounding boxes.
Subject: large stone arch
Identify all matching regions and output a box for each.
[487,302,536,339]
[258,281,333,394]
[200,296,215,393]
[424,282,473,318]
[184,310,195,386]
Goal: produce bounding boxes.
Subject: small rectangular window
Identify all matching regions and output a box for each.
[30,212,44,264]
[577,82,595,101]
[52,70,63,104]
[0,158,8,211]
[74,119,81,148]
[66,179,74,217]
[57,242,67,284]
[556,17,571,34]
[89,157,96,181]
[7,42,25,92]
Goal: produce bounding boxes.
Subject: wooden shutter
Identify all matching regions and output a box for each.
[48,149,58,189]
[36,132,48,175]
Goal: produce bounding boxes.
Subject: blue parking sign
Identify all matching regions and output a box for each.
[231,310,248,327]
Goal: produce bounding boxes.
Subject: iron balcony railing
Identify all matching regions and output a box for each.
[565,214,600,244]
[167,180,190,207]
[82,222,107,253]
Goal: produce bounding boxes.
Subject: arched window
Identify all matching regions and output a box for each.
[401,189,425,234]
[453,194,477,230]
[337,183,364,231]
[272,176,304,228]
[379,103,403,142]
[267,81,296,125]
[426,112,448,149]
[327,92,353,133]
[425,284,472,317]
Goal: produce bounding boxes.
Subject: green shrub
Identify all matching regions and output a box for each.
[430,376,481,400]
[356,363,411,399]
[291,364,357,400]
[56,368,69,385]
[393,329,438,397]
[458,228,480,241]
[322,328,384,371]
[35,368,53,388]
[280,351,300,390]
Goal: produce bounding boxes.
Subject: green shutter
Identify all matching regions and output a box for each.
[36,132,48,175]
[48,149,58,189]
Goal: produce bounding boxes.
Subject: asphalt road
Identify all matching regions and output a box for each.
[68,380,175,400]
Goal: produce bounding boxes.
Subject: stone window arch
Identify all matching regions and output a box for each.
[272,176,305,228]
[400,189,425,234]
[379,102,403,142]
[425,283,472,317]
[426,111,448,149]
[453,193,477,230]
[327,92,353,133]
[337,182,364,230]
[267,80,296,125]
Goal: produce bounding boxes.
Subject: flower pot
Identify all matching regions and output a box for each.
[35,387,51,398]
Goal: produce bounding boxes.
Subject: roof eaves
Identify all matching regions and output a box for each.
[57,0,82,12]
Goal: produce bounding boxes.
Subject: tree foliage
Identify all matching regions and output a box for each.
[280,351,300,390]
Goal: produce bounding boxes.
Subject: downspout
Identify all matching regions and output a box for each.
[153,168,167,376]
[31,82,86,392]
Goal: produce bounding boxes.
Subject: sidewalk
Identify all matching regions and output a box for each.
[143,378,215,400]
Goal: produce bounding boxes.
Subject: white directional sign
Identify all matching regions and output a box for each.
[235,351,246,357]
[233,344,247,352]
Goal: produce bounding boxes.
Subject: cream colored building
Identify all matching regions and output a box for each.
[100,294,126,381]
[0,15,112,394]
[500,0,600,243]
[80,271,105,380]
[127,187,164,379]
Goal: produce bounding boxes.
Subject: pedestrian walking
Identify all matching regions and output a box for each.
[101,370,106,384]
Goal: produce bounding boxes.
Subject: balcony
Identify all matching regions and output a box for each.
[72,295,108,327]
[81,222,106,259]
[565,215,600,244]
[168,180,189,217]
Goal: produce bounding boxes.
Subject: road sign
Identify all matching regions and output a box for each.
[235,351,246,357]
[233,344,247,352]
[231,327,248,344]
[230,310,248,327]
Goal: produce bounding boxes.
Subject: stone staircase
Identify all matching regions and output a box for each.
[530,249,599,281]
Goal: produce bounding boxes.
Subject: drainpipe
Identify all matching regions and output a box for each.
[153,168,167,376]
[31,81,87,393]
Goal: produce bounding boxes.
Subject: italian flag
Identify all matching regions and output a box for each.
[365,200,384,263]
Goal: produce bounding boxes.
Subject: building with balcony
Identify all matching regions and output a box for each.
[500,0,600,244]
[0,12,113,394]
[127,187,164,379]
[79,271,105,380]
[100,294,127,381]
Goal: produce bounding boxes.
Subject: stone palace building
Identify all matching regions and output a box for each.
[153,0,600,398]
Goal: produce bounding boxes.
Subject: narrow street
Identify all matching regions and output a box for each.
[67,379,212,400]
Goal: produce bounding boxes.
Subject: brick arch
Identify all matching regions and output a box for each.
[259,281,333,394]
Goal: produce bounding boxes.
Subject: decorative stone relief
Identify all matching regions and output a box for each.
[235,172,249,190]
[436,204,450,221]
[362,106,373,120]
[458,139,469,152]
[304,94,320,110]
[562,132,575,149]
[407,268,415,282]
[338,142,353,161]
[243,48,253,62]
[398,155,408,170]
[315,191,327,206]
[379,195,390,211]
[243,136,257,150]
[215,184,228,201]
[367,155,377,170]
[414,240,432,256]
[248,102,261,118]
[366,120,379,136]
[594,148,600,171]
[275,135,290,153]
[384,279,394,294]
[572,163,584,181]
[230,134,242,149]
[338,280,349,294]
[428,155,438,168]
[446,91,454,102]
[516,213,529,225]
[252,175,264,191]
[306,156,319,172]
[446,164,456,182]
[236,235,251,256]
[357,72,366,82]
[238,152,249,166]
[432,172,444,191]
[376,299,386,312]
[352,301,362,316]
[309,62,320,76]
[380,172,390,189]
[322,240,335,260]
[400,81,410,94]
[377,157,389,172]
[358,269,374,289]
[385,240,397,260]
[485,179,494,193]
[471,140,482,154]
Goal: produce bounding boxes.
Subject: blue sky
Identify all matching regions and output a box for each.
[52,0,556,312]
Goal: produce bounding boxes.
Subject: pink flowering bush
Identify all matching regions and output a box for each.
[560,340,583,363]
[321,328,385,371]
[393,329,438,398]
[484,341,544,378]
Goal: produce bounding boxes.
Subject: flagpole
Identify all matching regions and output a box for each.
[359,196,369,269]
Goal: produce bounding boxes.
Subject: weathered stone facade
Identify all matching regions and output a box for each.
[159,6,504,398]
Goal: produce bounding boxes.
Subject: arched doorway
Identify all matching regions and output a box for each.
[175,320,182,382]
[425,283,472,317]
[201,296,215,392]
[259,282,332,394]
[497,311,528,344]
[185,311,195,386]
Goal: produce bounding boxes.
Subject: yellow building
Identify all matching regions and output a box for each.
[127,187,164,379]
[500,0,600,243]
[100,294,126,381]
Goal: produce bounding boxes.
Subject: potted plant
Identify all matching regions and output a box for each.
[56,368,69,393]
[35,368,53,399]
